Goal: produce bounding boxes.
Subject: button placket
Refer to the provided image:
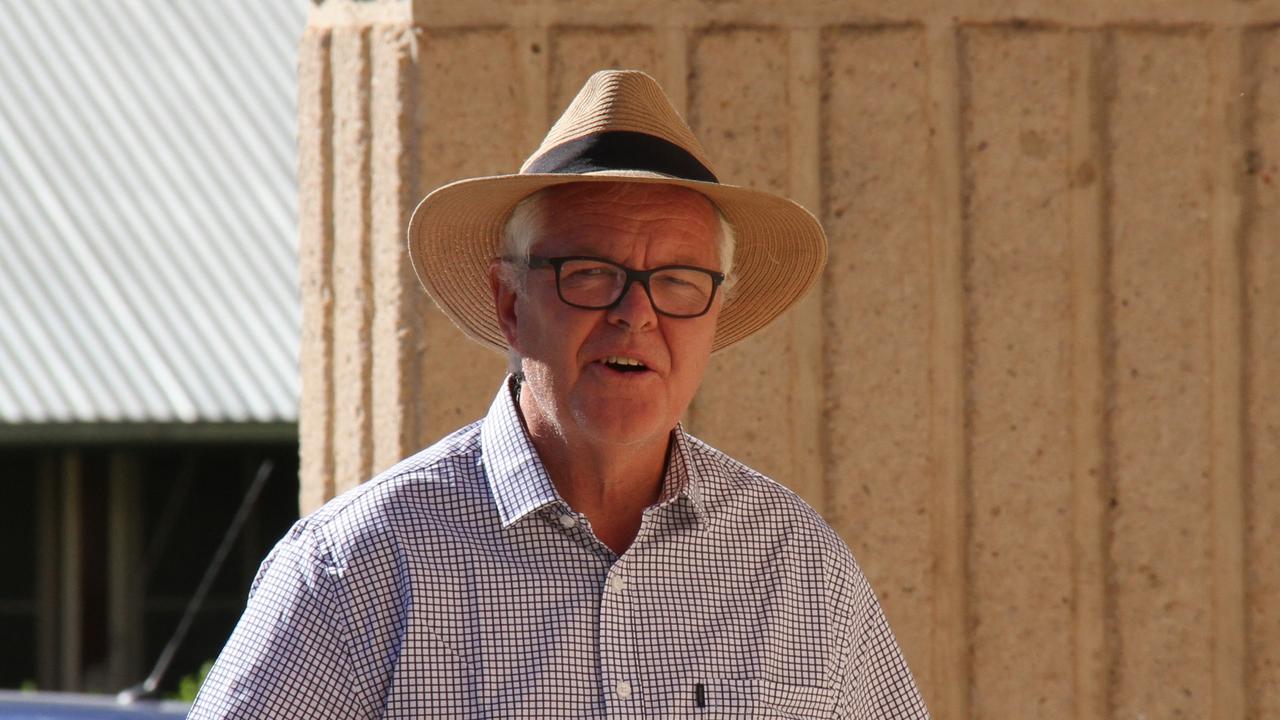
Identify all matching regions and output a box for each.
[599,560,640,716]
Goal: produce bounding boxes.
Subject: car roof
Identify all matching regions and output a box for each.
[0,690,189,719]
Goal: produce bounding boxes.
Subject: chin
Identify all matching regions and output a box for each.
[571,400,674,448]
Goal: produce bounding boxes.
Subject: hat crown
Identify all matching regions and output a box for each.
[408,68,828,355]
[520,70,715,176]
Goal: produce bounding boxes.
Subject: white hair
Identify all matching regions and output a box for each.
[498,183,736,289]
[496,183,736,374]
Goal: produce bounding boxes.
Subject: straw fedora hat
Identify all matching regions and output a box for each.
[407,69,827,353]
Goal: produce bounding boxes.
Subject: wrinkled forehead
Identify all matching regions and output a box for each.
[533,182,721,253]
[539,180,719,215]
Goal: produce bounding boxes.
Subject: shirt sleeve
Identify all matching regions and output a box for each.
[834,559,931,720]
[187,522,373,720]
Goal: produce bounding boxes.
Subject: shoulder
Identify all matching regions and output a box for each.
[681,432,881,635]
[288,420,489,569]
[683,433,856,569]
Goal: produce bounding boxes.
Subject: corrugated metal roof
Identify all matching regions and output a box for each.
[0,0,307,425]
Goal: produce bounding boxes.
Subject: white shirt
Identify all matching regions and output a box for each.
[190,378,929,719]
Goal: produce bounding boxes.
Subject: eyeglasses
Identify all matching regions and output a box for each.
[519,255,725,319]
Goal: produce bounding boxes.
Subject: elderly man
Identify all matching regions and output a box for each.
[191,70,928,718]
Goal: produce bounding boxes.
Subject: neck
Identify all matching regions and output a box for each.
[518,388,670,555]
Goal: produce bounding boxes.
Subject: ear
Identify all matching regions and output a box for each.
[489,261,521,351]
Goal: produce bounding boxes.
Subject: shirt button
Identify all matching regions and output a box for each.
[615,680,633,700]
[607,575,625,593]
[558,514,577,529]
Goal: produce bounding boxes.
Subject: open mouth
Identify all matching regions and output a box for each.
[599,355,649,373]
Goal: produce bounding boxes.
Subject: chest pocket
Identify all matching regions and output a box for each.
[649,677,837,719]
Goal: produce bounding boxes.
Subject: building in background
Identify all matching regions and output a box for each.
[0,0,308,695]
[295,2,1280,718]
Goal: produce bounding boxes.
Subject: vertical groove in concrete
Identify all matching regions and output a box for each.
[785,27,825,511]
[1243,25,1280,720]
[659,22,690,432]
[298,28,335,513]
[402,28,436,460]
[1109,28,1214,720]
[1095,31,1122,718]
[1067,29,1110,720]
[331,27,375,493]
[370,24,420,472]
[820,23,934,697]
[924,18,970,720]
[963,25,1075,718]
[1208,27,1248,720]
[661,19,694,430]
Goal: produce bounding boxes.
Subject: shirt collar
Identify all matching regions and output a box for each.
[656,424,707,522]
[480,376,564,528]
[479,375,708,528]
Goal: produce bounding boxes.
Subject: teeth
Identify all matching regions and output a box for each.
[602,356,645,367]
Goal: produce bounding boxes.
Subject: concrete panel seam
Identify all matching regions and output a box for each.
[548,23,655,33]
[1239,25,1269,712]
[786,26,825,513]
[392,2,1280,31]
[330,26,375,491]
[298,28,336,513]
[1067,28,1112,720]
[956,22,980,712]
[959,18,1069,32]
[356,26,376,486]
[820,22,924,33]
[420,25,516,39]
[1095,29,1122,716]
[925,18,972,720]
[1207,25,1249,720]
[1101,23,1213,36]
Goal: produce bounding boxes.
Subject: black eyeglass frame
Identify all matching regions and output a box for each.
[518,254,726,319]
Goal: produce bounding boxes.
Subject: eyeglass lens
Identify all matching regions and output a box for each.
[555,258,716,317]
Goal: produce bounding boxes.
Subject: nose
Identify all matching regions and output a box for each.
[606,277,657,330]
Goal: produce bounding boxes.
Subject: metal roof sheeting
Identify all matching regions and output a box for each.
[0,0,307,424]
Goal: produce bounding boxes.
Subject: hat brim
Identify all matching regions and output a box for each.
[406,172,827,354]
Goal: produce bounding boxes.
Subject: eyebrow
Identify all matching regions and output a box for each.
[540,253,719,270]
[534,238,717,263]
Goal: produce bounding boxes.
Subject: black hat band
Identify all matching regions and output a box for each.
[523,130,718,183]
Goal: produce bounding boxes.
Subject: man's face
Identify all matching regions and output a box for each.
[493,182,723,450]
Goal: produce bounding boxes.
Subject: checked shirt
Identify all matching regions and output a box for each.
[190,378,929,719]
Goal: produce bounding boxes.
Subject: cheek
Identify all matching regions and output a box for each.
[514,294,557,346]
[518,300,594,366]
[667,325,717,388]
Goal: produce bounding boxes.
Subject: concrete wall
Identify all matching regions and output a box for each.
[297,1,1280,717]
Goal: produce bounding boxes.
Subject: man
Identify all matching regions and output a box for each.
[191,70,928,718]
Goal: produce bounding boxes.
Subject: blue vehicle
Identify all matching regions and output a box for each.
[0,691,188,719]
